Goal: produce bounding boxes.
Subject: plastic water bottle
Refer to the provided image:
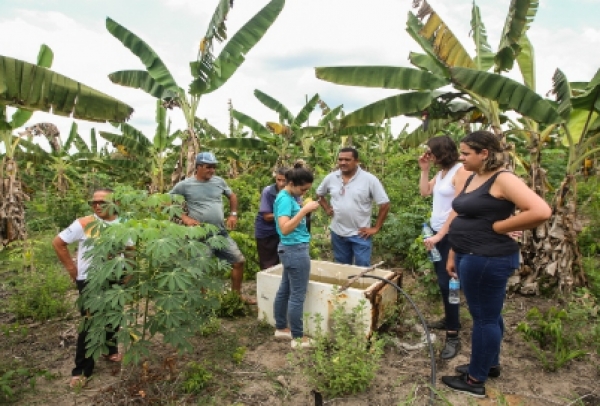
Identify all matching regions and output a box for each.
[422,223,441,262]
[449,278,460,304]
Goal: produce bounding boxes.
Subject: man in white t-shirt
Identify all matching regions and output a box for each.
[53,188,124,388]
[317,147,390,267]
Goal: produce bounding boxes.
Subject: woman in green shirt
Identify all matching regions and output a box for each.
[273,162,320,348]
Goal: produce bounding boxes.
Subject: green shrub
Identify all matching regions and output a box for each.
[217,290,249,318]
[290,297,385,398]
[181,361,213,394]
[517,306,587,371]
[7,264,72,321]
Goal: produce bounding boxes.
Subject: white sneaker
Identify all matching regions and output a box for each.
[274,330,292,339]
[291,338,314,349]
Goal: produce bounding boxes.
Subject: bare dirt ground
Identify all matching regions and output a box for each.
[1,273,599,406]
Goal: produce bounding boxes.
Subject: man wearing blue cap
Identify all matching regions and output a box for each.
[169,151,255,304]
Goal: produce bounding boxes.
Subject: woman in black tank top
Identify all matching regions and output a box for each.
[441,131,551,398]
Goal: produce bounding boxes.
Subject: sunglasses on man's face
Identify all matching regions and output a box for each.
[88,200,109,208]
[204,165,217,170]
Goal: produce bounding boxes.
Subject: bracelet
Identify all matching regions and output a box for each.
[230,212,237,216]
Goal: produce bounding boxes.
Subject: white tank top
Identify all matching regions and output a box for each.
[430,163,462,231]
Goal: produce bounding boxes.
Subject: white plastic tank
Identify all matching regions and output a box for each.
[257,260,402,336]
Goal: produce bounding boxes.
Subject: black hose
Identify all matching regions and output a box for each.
[349,274,436,406]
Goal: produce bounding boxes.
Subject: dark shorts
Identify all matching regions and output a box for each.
[256,234,281,269]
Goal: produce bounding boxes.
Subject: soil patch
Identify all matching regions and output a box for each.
[1,274,599,405]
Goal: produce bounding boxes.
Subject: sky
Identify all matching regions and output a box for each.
[1,0,599,152]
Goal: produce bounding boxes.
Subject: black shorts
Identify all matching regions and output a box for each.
[256,234,281,270]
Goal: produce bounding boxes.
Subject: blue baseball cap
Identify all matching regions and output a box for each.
[196,151,218,165]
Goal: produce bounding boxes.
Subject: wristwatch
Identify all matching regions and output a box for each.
[230,212,237,216]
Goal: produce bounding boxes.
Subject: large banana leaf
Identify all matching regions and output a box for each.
[109,70,177,100]
[516,34,535,90]
[470,4,494,71]
[194,0,231,91]
[413,3,476,69]
[199,0,230,56]
[408,52,447,77]
[341,91,433,127]
[192,0,285,95]
[0,55,133,123]
[292,93,319,128]
[450,67,560,124]
[315,66,448,90]
[406,13,449,76]
[495,0,539,73]
[106,17,180,93]
[253,89,294,124]
[231,109,272,139]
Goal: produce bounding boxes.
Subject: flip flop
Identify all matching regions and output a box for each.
[102,353,123,362]
[69,375,89,389]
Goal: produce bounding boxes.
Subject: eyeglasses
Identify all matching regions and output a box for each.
[204,165,217,170]
[88,200,109,207]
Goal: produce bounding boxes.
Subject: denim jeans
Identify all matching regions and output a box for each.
[273,243,311,339]
[331,231,372,267]
[433,233,460,331]
[455,251,519,382]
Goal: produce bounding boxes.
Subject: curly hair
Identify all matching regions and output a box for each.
[427,135,459,170]
[460,131,505,173]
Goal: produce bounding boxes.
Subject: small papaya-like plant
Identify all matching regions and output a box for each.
[80,186,231,364]
[289,296,385,398]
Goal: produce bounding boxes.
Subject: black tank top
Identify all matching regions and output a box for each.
[449,171,519,256]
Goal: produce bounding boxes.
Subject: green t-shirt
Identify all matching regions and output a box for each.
[169,176,232,230]
[274,190,310,245]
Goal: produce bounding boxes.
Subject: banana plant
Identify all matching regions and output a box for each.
[315,0,558,147]
[511,68,600,294]
[99,100,181,193]
[220,89,383,173]
[105,0,285,184]
[0,44,133,246]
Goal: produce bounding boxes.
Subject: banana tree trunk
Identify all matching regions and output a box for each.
[0,157,28,246]
[170,128,199,187]
[514,174,586,294]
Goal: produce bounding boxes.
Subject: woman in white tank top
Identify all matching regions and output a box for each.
[418,135,470,360]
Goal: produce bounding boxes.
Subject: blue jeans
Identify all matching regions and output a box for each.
[331,231,372,267]
[273,243,311,339]
[433,233,460,332]
[455,251,519,382]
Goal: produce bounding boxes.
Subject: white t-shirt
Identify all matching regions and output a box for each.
[58,215,121,281]
[430,163,463,231]
[316,167,389,237]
